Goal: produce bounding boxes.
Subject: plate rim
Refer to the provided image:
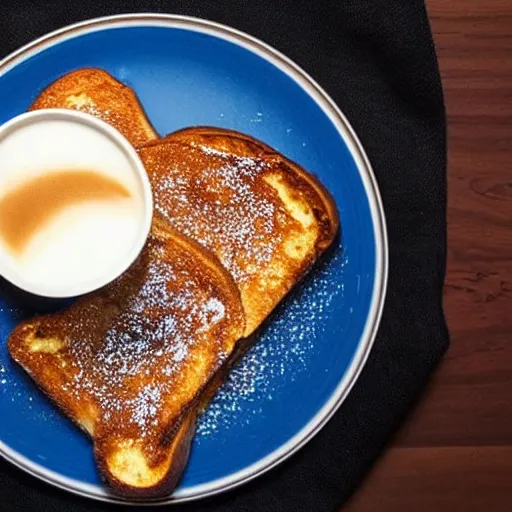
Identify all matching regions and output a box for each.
[0,13,388,505]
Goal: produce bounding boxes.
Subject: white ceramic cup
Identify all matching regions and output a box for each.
[0,109,153,298]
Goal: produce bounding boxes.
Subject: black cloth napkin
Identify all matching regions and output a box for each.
[0,1,448,511]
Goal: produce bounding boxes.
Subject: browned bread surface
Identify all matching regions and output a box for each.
[29,68,158,147]
[13,69,340,498]
[139,127,339,335]
[8,217,245,497]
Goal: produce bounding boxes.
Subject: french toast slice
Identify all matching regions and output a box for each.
[139,128,339,335]
[8,216,245,498]
[29,68,158,147]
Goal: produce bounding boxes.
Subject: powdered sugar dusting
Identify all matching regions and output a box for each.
[0,245,346,447]
[152,146,281,282]
[196,247,345,439]
[61,252,228,437]
[131,385,162,430]
[0,359,7,386]
[0,236,234,436]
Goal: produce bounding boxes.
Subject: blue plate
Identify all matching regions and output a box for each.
[0,15,387,504]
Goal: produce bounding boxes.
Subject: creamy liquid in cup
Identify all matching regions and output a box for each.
[0,112,150,296]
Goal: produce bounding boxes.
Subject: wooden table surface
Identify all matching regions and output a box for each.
[345,1,512,510]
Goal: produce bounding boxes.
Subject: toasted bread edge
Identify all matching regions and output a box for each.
[7,221,245,498]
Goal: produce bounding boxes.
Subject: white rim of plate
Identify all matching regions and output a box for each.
[0,14,389,506]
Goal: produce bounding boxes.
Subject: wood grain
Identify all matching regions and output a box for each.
[346,447,512,512]
[345,0,512,509]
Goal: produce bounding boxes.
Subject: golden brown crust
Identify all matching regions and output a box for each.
[29,68,158,147]
[95,407,197,498]
[168,126,276,156]
[140,127,339,335]
[8,218,244,498]
[168,126,340,244]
